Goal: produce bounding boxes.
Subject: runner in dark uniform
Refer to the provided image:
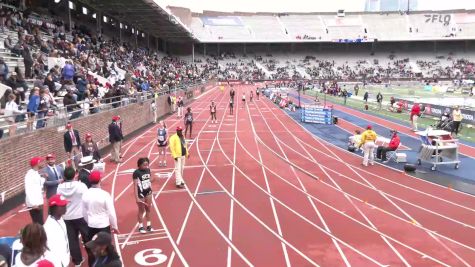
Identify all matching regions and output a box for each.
[184,107,193,139]
[133,157,153,233]
[230,86,235,99]
[229,98,234,115]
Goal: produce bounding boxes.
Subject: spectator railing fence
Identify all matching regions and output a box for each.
[0,81,205,139]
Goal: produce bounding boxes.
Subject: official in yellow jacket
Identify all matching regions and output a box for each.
[358,125,378,166]
[169,126,189,188]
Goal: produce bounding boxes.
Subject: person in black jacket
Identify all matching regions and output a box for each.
[108,116,123,163]
[78,156,95,188]
[63,123,81,168]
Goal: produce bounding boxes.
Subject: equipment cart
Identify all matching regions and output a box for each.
[416,129,460,171]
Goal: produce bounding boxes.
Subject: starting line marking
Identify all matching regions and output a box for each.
[196,190,226,196]
[117,229,167,239]
[156,172,172,179]
[154,189,187,195]
[118,236,168,246]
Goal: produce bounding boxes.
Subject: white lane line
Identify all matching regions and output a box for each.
[227,90,240,267]
[116,88,221,266]
[168,89,253,267]
[300,94,475,199]
[251,101,351,266]
[234,134,450,266]
[245,104,291,267]
[269,106,471,266]
[215,131,379,266]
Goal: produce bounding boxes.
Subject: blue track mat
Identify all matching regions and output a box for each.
[283,93,475,195]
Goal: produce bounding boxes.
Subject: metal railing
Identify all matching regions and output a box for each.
[0,84,190,139]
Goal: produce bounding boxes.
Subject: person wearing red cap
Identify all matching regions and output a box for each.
[63,123,81,168]
[169,126,189,188]
[81,133,101,162]
[358,125,378,166]
[24,157,46,225]
[42,154,64,199]
[14,223,61,267]
[36,259,54,267]
[108,116,123,163]
[82,171,119,266]
[43,194,70,267]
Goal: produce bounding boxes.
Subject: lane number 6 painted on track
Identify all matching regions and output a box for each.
[135,249,168,266]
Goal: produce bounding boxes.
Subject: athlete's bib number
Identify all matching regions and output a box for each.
[157,135,165,142]
[142,180,151,190]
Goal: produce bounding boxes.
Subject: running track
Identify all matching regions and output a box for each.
[1,85,475,266]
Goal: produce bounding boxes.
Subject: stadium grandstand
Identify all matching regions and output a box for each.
[0,0,475,266]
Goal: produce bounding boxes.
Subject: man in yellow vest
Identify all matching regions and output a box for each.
[169,126,189,188]
[358,125,378,166]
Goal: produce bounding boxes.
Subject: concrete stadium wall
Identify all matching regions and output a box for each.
[0,81,217,208]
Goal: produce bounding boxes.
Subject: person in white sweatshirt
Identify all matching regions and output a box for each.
[57,166,89,267]
[82,170,119,267]
[24,157,46,225]
[43,194,70,267]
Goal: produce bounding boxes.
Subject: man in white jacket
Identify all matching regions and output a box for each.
[43,194,70,267]
[82,171,119,267]
[57,166,89,267]
[24,157,46,225]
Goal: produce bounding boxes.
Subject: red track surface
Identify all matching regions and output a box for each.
[2,85,475,266]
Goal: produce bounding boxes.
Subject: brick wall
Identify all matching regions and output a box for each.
[0,81,216,203]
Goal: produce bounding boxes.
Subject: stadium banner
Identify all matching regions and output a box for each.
[301,105,333,124]
[394,98,475,125]
[201,16,243,26]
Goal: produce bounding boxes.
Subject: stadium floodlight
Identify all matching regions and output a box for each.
[54,0,61,3]
[120,23,123,29]
[92,13,96,19]
[82,7,88,15]
[68,1,74,9]
[103,16,108,23]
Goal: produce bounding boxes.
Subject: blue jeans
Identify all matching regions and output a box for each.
[36,112,47,128]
